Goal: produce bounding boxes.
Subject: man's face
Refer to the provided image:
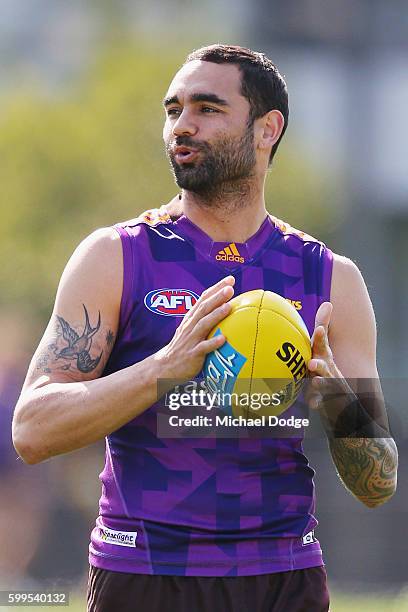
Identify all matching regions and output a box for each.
[163,61,256,194]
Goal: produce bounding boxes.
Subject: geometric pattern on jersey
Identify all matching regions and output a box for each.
[89,206,333,576]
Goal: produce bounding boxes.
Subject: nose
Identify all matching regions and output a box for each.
[172,109,198,137]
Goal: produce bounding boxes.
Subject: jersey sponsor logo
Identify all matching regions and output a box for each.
[203,329,247,415]
[285,298,302,310]
[100,527,138,547]
[144,288,199,317]
[302,530,317,546]
[215,242,245,264]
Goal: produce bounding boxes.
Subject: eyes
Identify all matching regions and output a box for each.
[165,106,220,117]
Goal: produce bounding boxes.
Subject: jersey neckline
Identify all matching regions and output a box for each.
[173,213,277,271]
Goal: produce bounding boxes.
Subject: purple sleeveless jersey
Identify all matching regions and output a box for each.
[89,206,333,576]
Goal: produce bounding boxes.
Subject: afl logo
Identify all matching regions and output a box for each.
[144,288,199,317]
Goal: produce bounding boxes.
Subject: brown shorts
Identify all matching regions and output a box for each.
[87,564,330,612]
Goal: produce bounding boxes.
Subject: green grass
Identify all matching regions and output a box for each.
[6,591,408,611]
[330,593,408,612]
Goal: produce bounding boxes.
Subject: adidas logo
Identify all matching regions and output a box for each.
[215,243,245,264]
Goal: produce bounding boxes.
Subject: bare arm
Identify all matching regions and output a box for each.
[308,255,398,508]
[13,228,235,464]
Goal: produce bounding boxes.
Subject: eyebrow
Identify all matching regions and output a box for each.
[163,92,229,107]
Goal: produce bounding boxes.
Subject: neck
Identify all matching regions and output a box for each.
[179,177,267,243]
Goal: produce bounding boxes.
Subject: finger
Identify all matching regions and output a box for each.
[192,301,232,338]
[308,358,331,377]
[303,380,323,409]
[303,376,315,395]
[311,325,331,358]
[310,376,335,396]
[187,284,234,326]
[309,392,323,410]
[194,333,226,357]
[310,375,326,389]
[199,276,235,302]
[314,302,332,335]
[185,277,234,323]
[311,375,351,407]
[303,385,319,406]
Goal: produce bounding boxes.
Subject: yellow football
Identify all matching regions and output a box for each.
[203,290,312,417]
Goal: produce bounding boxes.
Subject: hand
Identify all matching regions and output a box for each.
[155,276,235,383]
[306,302,370,440]
[306,301,347,411]
[308,301,336,377]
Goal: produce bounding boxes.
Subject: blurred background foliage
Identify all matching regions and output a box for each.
[0,39,337,340]
[1,1,408,605]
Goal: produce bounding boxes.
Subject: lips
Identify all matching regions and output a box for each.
[173,145,199,164]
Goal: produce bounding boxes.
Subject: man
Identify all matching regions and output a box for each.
[13,45,397,612]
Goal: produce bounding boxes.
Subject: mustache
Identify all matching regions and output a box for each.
[167,136,209,153]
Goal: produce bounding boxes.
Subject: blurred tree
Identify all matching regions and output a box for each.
[0,40,339,340]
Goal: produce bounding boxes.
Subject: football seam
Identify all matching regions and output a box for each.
[248,290,265,411]
[258,309,312,353]
[260,306,310,344]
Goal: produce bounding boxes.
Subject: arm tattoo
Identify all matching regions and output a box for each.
[329,437,398,507]
[35,304,113,376]
[106,329,115,347]
[56,304,102,373]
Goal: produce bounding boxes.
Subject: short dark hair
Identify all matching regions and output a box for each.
[185,44,289,164]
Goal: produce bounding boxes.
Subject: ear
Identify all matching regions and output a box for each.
[256,110,285,153]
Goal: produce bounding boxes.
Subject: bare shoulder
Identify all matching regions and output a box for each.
[329,253,377,376]
[58,227,122,295]
[332,253,365,288]
[330,253,374,315]
[21,227,124,392]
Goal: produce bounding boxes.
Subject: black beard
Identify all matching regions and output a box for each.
[166,123,256,197]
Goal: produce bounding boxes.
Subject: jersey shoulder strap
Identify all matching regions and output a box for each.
[116,206,173,229]
[269,214,327,246]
